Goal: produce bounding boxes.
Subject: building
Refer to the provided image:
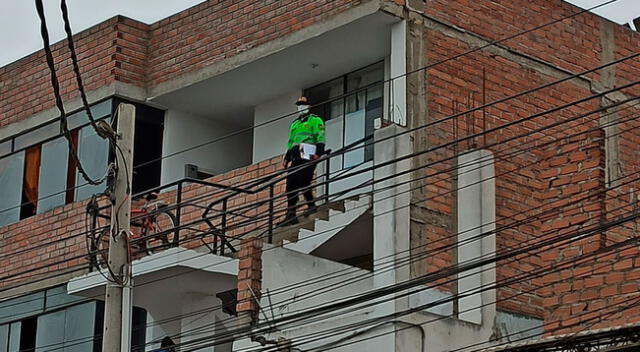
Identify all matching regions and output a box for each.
[0,0,639,351]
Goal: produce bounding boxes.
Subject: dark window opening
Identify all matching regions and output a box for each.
[131,306,147,352]
[113,99,165,195]
[18,317,36,352]
[132,107,164,194]
[93,301,104,352]
[216,289,238,317]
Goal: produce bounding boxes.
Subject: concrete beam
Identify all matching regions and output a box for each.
[0,81,146,141]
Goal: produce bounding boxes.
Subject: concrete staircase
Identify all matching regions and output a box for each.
[274,195,371,254]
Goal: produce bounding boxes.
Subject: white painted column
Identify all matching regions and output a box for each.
[373,125,411,349]
[456,150,496,324]
[390,20,407,126]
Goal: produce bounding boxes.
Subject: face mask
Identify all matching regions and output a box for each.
[297,105,310,115]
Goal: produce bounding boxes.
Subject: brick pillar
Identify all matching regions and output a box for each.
[236,237,263,325]
[539,129,608,334]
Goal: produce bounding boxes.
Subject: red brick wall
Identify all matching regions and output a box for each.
[1,0,364,128]
[424,0,602,77]
[410,0,640,325]
[0,155,286,291]
[0,19,119,128]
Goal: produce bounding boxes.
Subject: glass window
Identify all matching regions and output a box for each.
[344,109,366,167]
[67,100,112,130]
[63,303,96,352]
[75,125,109,201]
[0,152,25,227]
[35,302,97,352]
[0,291,44,325]
[8,323,19,352]
[37,137,69,214]
[304,62,384,169]
[306,77,344,120]
[35,310,64,352]
[13,123,59,152]
[44,287,84,312]
[0,140,10,158]
[0,324,8,352]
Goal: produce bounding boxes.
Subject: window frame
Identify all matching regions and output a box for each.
[303,61,384,168]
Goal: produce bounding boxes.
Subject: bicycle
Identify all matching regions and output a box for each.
[86,192,179,261]
[131,192,179,254]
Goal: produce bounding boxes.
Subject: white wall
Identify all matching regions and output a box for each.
[161,109,253,185]
[252,90,301,163]
[457,150,496,325]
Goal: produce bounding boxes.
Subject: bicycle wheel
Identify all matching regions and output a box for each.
[144,208,178,254]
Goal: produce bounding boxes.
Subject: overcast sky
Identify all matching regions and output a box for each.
[0,0,637,67]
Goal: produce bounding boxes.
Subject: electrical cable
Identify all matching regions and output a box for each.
[129,0,625,174]
[27,201,640,352]
[166,211,640,352]
[1,105,636,324]
[6,0,626,223]
[166,91,640,254]
[1,35,636,220]
[1,0,636,346]
[131,182,640,350]
[2,42,636,346]
[175,186,640,346]
[34,0,110,186]
[1,106,636,328]
[263,252,640,352]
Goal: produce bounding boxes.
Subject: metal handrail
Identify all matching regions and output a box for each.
[199,133,375,247]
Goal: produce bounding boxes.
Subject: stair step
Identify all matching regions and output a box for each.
[261,197,366,246]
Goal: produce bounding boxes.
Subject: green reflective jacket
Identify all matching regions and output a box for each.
[286,114,325,150]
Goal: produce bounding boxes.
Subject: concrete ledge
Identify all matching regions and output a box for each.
[67,247,237,294]
[0,82,146,141]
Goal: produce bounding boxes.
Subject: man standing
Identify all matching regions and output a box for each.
[279,96,326,225]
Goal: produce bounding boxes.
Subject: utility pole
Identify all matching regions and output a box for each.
[103,103,136,352]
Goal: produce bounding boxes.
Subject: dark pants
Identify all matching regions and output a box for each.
[285,158,316,216]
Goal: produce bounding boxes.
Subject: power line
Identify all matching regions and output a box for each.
[168,210,640,352]
[2,20,636,219]
[252,248,640,352]
[0,99,636,322]
[34,0,111,187]
[26,197,640,352]
[1,104,636,328]
[130,0,624,173]
[175,90,640,253]
[2,0,636,346]
[6,8,640,330]
[138,187,640,350]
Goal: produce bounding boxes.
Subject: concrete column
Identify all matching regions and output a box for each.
[373,125,411,349]
[599,20,621,188]
[456,150,496,325]
[390,21,407,126]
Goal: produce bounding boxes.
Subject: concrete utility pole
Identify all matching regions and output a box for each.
[103,103,136,352]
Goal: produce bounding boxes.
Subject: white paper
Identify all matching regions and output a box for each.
[300,143,316,160]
